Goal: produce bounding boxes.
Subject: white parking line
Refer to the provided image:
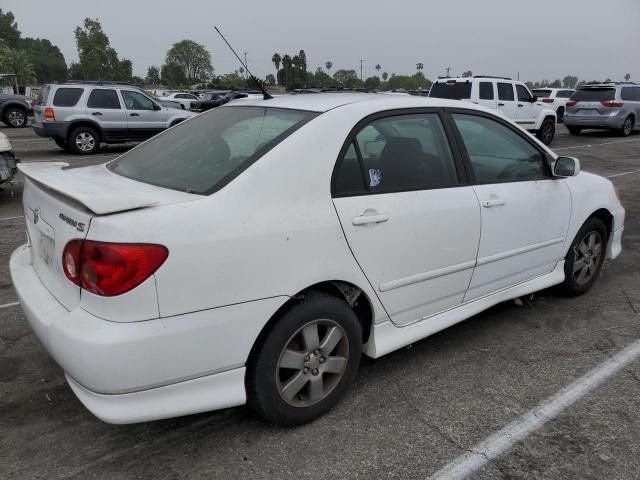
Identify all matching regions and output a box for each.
[606,169,640,179]
[430,337,640,480]
[555,138,640,151]
[0,301,19,310]
[0,215,24,222]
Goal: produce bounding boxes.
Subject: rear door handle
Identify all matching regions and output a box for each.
[352,213,389,226]
[498,103,505,107]
[482,198,506,208]
[91,112,103,116]
[130,113,140,117]
[518,104,524,107]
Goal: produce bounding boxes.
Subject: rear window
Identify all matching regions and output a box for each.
[573,88,615,102]
[621,87,638,101]
[556,90,574,98]
[52,88,84,107]
[109,106,317,195]
[532,89,552,98]
[429,81,472,100]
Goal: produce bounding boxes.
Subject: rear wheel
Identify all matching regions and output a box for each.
[620,116,634,137]
[556,107,565,123]
[568,126,582,136]
[3,107,27,128]
[247,293,362,426]
[67,126,99,155]
[536,117,555,145]
[560,217,607,296]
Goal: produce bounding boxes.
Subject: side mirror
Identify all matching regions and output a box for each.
[153,103,162,111]
[531,95,538,102]
[554,156,580,177]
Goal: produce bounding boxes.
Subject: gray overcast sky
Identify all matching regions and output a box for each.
[4,0,640,82]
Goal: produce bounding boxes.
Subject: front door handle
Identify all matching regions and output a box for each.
[482,198,506,208]
[91,112,103,116]
[352,213,389,226]
[130,113,140,117]
[518,104,524,107]
[498,103,505,107]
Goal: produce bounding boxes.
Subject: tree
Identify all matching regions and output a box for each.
[416,62,424,73]
[0,9,20,48]
[325,61,332,76]
[382,71,388,81]
[214,71,247,90]
[375,64,381,77]
[625,73,631,82]
[272,53,281,83]
[74,18,131,80]
[265,73,276,86]
[604,78,612,83]
[364,76,381,89]
[383,72,431,91]
[19,37,67,82]
[0,47,35,88]
[164,39,213,85]
[145,65,161,85]
[462,70,473,78]
[333,69,362,88]
[549,79,562,88]
[562,75,578,88]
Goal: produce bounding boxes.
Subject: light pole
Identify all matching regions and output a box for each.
[360,59,364,81]
[244,52,248,79]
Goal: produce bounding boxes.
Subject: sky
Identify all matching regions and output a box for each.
[4,0,640,83]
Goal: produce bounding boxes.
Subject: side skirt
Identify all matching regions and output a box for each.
[364,261,565,358]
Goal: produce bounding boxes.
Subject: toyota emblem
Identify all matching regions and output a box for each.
[33,208,40,225]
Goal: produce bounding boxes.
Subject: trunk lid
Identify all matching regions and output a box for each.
[20,162,196,310]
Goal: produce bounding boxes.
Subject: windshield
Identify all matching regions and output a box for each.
[109,106,317,194]
[429,81,472,100]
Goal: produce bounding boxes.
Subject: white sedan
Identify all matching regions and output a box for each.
[10,93,624,426]
[156,92,200,110]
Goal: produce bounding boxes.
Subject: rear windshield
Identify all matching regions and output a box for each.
[573,88,615,102]
[429,81,472,100]
[532,89,552,98]
[109,106,317,194]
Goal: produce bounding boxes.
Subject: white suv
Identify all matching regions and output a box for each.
[531,88,575,122]
[429,76,557,144]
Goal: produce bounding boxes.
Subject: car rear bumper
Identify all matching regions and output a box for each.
[32,121,68,140]
[10,244,286,423]
[564,113,626,129]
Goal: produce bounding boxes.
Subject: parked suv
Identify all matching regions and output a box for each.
[429,76,557,144]
[32,83,196,154]
[564,83,640,137]
[531,88,575,122]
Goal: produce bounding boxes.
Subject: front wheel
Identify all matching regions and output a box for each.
[247,293,362,426]
[536,118,555,145]
[560,217,608,296]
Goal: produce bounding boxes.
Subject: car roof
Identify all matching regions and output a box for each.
[225,92,493,113]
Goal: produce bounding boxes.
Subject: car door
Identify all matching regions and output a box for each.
[332,110,481,326]
[497,82,518,120]
[476,81,497,111]
[85,88,127,142]
[449,111,571,301]
[120,89,167,141]
[515,84,537,130]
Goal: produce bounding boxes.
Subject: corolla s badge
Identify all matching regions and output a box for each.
[33,208,40,225]
[59,212,85,232]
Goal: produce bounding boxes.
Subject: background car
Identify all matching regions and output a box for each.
[531,88,575,122]
[32,83,195,154]
[189,91,232,112]
[156,92,201,110]
[0,131,18,184]
[564,83,640,136]
[0,93,33,128]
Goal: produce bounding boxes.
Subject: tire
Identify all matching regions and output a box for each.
[247,292,362,426]
[536,117,556,145]
[3,107,27,128]
[559,217,608,296]
[54,138,67,150]
[556,107,565,123]
[568,126,582,136]
[620,116,634,137]
[67,126,100,155]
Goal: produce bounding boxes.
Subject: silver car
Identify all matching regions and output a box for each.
[32,83,196,154]
[564,83,640,136]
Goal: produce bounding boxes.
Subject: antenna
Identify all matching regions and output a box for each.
[214,26,272,100]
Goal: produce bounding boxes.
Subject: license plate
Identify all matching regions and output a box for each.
[37,234,54,266]
[577,109,598,116]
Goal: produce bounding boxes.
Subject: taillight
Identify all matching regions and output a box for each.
[44,107,55,121]
[541,98,554,103]
[601,100,624,107]
[566,99,578,107]
[62,240,168,297]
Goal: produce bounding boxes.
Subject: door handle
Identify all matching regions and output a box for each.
[518,104,524,107]
[482,198,506,208]
[352,213,389,226]
[91,112,103,116]
[130,113,140,117]
[498,103,505,107]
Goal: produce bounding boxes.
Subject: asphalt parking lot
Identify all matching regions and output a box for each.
[1,124,639,479]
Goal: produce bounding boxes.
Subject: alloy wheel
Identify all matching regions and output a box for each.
[624,118,633,136]
[542,122,554,143]
[8,110,25,127]
[276,319,349,407]
[572,230,603,285]
[75,132,96,152]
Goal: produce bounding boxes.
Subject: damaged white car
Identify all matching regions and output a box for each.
[0,132,18,185]
[10,93,624,426]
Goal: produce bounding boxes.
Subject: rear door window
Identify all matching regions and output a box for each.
[497,83,515,101]
[52,88,84,107]
[429,81,472,100]
[479,82,494,100]
[573,88,615,102]
[87,89,121,109]
[621,87,635,101]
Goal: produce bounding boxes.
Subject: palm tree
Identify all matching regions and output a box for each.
[272,53,281,73]
[325,61,332,76]
[416,62,424,73]
[382,71,388,81]
[0,48,36,89]
[625,73,631,82]
[375,64,381,78]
